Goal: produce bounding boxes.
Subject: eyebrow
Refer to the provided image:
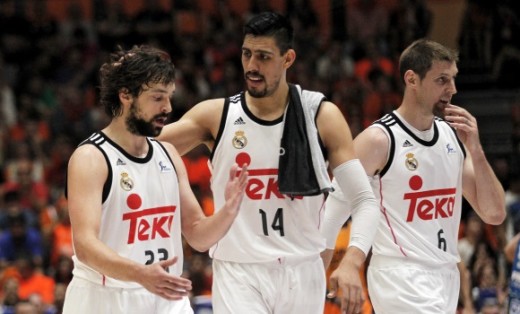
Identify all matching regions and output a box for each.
[242,47,275,55]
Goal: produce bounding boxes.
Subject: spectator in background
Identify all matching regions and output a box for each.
[347,0,389,56]
[388,0,431,56]
[0,277,19,312]
[2,159,50,214]
[131,0,174,52]
[0,190,38,231]
[360,69,401,127]
[458,210,485,267]
[0,212,44,269]
[505,232,520,313]
[48,196,72,268]
[15,255,55,310]
[93,0,132,52]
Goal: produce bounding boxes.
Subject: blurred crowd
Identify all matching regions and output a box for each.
[0,0,519,313]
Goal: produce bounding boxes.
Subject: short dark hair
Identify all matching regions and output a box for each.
[98,45,176,118]
[243,12,294,54]
[399,39,459,82]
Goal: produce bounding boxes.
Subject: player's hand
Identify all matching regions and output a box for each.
[139,257,192,300]
[444,104,481,152]
[223,163,249,214]
[327,260,364,314]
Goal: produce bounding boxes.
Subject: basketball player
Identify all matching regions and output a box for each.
[322,39,506,313]
[62,45,248,314]
[158,12,379,314]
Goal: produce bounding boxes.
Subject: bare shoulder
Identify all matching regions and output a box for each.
[317,100,343,117]
[67,144,108,184]
[354,126,390,175]
[355,125,389,147]
[69,144,106,169]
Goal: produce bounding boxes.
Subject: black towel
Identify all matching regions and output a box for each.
[278,84,322,196]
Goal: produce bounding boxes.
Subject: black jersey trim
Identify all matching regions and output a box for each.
[68,132,113,203]
[241,92,284,126]
[210,98,231,162]
[374,115,396,178]
[390,112,439,147]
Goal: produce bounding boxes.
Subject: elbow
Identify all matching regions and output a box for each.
[482,208,506,226]
[190,245,211,253]
[187,239,212,253]
[73,243,90,265]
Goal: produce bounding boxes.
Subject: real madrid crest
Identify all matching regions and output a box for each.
[405,153,418,171]
[232,130,247,149]
[120,172,134,191]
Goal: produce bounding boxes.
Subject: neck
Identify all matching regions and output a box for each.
[245,83,290,120]
[103,120,149,157]
[396,100,434,132]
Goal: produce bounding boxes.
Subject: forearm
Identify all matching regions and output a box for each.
[74,234,146,283]
[470,149,506,225]
[184,204,238,252]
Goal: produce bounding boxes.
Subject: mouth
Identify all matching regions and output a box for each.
[245,73,264,84]
[153,116,168,127]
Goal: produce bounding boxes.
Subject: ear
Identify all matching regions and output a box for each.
[404,70,417,86]
[118,88,132,105]
[283,49,296,69]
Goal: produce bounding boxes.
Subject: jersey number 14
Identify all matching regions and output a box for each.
[259,208,285,236]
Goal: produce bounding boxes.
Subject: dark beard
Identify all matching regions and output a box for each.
[126,102,164,137]
[245,72,268,98]
[247,87,268,98]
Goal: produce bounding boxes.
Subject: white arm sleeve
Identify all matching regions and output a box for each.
[321,159,380,255]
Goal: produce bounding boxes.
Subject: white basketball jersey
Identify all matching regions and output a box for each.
[371,112,465,266]
[71,132,183,288]
[209,92,326,263]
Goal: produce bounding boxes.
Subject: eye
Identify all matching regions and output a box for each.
[259,53,270,60]
[242,50,251,58]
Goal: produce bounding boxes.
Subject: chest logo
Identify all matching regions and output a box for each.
[120,172,134,191]
[446,143,457,154]
[405,153,418,171]
[232,130,247,149]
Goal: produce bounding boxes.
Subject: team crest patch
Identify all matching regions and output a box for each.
[232,130,247,149]
[405,153,418,171]
[120,172,134,191]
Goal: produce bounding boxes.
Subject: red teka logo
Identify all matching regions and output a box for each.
[122,193,176,244]
[403,175,456,222]
[235,152,302,200]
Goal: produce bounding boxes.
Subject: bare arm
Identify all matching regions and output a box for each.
[161,142,248,252]
[158,98,225,155]
[316,101,356,169]
[444,104,506,225]
[505,233,520,263]
[67,145,191,300]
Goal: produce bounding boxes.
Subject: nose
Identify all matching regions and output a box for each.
[163,99,172,114]
[244,56,259,73]
[449,80,457,95]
